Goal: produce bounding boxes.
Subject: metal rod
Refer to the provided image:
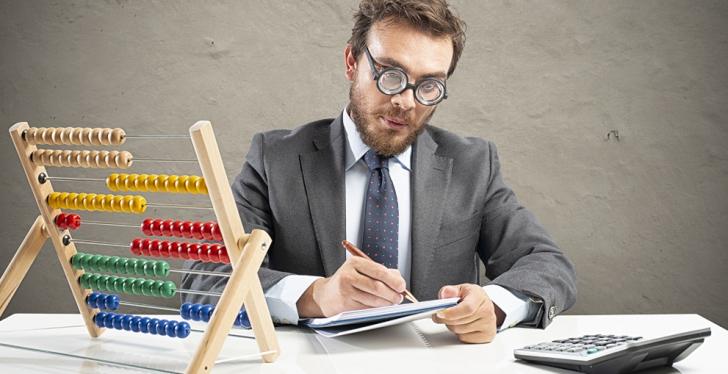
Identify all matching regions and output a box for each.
[147,202,214,210]
[176,289,223,297]
[119,300,179,313]
[70,239,129,248]
[168,268,231,278]
[83,220,140,229]
[124,134,190,139]
[134,158,199,163]
[45,176,105,182]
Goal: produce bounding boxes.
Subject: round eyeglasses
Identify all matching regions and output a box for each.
[364,46,448,106]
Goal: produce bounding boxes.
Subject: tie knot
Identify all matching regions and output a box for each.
[363,149,389,170]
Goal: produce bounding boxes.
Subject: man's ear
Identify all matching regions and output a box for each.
[344,44,357,81]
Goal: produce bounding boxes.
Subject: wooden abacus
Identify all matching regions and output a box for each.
[0,121,280,372]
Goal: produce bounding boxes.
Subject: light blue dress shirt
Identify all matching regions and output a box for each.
[263,109,536,330]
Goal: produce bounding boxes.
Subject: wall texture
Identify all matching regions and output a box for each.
[1,1,726,327]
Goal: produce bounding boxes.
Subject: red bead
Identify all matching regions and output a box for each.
[178,242,190,259]
[211,224,223,241]
[130,238,143,256]
[55,214,67,229]
[151,219,163,236]
[207,244,220,263]
[169,242,181,258]
[161,219,174,237]
[201,222,214,241]
[180,221,193,238]
[190,222,203,240]
[66,214,81,230]
[140,239,152,256]
[198,244,210,262]
[219,247,230,264]
[141,218,154,236]
[149,240,161,257]
[159,240,171,257]
[187,243,200,260]
[171,220,183,237]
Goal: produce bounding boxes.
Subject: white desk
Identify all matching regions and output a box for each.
[0,313,724,373]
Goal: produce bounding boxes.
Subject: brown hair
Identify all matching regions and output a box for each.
[349,0,467,77]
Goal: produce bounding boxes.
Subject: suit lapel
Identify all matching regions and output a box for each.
[300,116,347,276]
[410,129,453,297]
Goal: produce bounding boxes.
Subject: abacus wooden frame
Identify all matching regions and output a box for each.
[0,121,280,373]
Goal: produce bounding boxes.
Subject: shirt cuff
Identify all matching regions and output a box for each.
[263,275,321,325]
[483,284,533,332]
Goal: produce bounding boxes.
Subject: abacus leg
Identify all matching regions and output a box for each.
[185,230,278,373]
[245,281,279,363]
[0,216,48,317]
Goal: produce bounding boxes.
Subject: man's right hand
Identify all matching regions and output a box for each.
[296,257,407,317]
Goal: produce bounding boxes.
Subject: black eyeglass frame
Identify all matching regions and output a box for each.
[363,46,448,106]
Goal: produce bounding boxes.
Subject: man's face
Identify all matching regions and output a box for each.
[346,20,453,157]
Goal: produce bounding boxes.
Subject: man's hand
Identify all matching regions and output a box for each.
[432,284,505,344]
[297,257,406,317]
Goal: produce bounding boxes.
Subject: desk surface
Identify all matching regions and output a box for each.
[0,313,725,373]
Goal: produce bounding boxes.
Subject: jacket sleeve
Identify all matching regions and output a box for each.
[477,141,577,328]
[179,133,296,305]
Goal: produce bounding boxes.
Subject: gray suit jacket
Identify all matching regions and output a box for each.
[181,115,576,328]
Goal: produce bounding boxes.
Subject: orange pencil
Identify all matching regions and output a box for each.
[341,240,419,303]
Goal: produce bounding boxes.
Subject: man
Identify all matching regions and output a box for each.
[182,0,576,344]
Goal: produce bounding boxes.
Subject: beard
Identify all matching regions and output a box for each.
[348,79,435,157]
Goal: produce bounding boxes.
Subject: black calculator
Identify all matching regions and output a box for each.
[514,328,711,374]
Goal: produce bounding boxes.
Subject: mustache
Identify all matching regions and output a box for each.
[378,107,413,124]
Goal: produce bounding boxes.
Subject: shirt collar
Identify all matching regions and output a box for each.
[342,106,412,171]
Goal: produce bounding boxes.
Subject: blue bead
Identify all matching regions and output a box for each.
[200,305,214,322]
[236,310,251,329]
[139,317,151,333]
[103,313,115,329]
[166,321,178,337]
[147,319,159,335]
[87,292,100,308]
[121,315,133,330]
[130,316,142,332]
[106,295,120,311]
[180,303,192,320]
[190,304,202,321]
[175,322,191,338]
[112,314,124,330]
[157,320,168,336]
[94,312,107,328]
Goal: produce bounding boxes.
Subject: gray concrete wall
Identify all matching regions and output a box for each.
[1,1,726,327]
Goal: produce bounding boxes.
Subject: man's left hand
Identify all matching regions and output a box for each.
[432,284,505,344]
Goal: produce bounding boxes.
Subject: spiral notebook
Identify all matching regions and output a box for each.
[303,298,459,337]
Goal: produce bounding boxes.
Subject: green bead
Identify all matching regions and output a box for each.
[111,276,123,293]
[91,255,105,273]
[125,259,137,275]
[132,278,145,295]
[141,279,155,296]
[160,281,176,298]
[122,278,134,294]
[116,258,129,275]
[154,261,170,277]
[113,257,125,274]
[143,261,156,277]
[99,256,112,273]
[87,274,101,290]
[70,254,81,270]
[79,274,89,289]
[133,259,146,276]
[80,254,92,271]
[96,275,114,291]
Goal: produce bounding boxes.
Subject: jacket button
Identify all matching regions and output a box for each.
[548,306,556,320]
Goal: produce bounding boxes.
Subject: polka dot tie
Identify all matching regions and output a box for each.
[362,149,399,269]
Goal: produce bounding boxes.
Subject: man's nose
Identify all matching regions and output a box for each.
[391,87,416,111]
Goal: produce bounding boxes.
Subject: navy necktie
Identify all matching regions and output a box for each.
[361,149,399,269]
